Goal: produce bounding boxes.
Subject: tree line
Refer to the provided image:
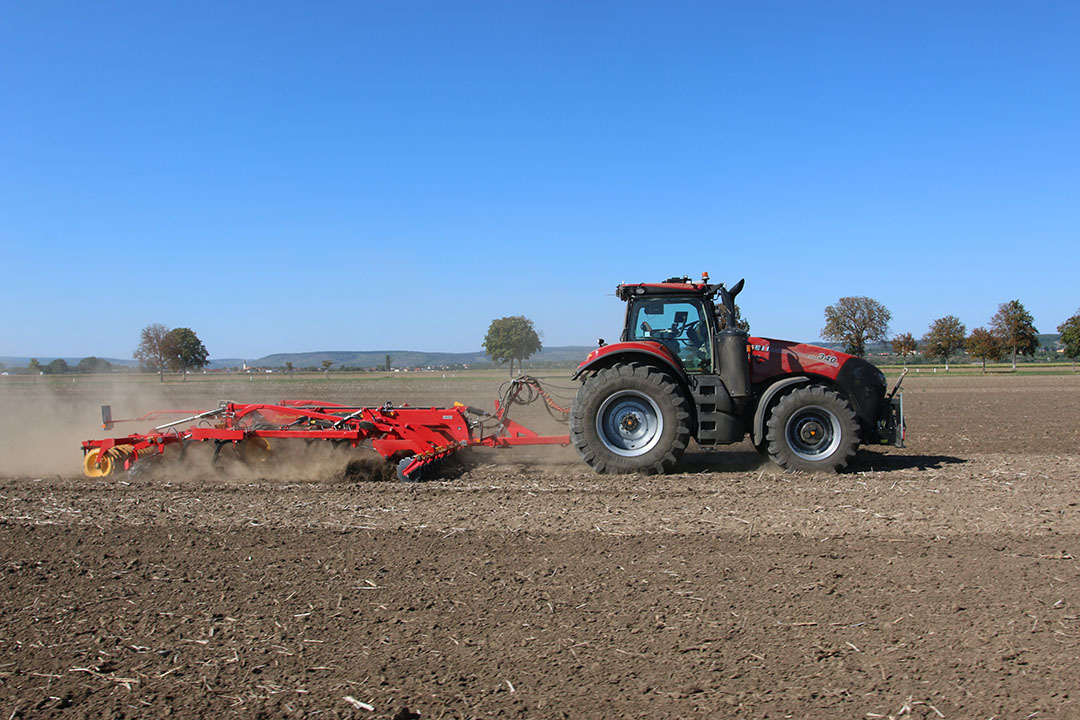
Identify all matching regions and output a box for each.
[8,305,1076,380]
[823,296,1080,371]
[3,356,117,375]
[7,324,211,379]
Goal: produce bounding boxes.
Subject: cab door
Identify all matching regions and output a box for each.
[626,298,715,374]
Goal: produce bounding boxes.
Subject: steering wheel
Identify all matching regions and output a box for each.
[682,320,702,346]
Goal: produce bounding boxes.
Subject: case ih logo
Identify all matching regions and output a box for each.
[751,343,770,353]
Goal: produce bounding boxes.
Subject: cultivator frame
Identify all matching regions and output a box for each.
[81,377,571,481]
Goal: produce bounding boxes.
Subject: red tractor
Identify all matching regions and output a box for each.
[569,274,905,473]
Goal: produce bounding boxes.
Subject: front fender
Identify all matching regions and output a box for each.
[572,341,686,382]
[750,376,809,446]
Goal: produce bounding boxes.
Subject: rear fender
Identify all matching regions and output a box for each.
[572,342,687,383]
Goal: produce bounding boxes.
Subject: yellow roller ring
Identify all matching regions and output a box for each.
[83,448,114,478]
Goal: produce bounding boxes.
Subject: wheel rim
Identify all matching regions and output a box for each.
[784,405,843,461]
[596,390,664,457]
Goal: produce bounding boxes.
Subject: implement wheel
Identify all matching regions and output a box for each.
[83,447,116,478]
[570,362,691,474]
[764,385,858,472]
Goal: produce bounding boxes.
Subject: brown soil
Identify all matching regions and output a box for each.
[1,373,1078,719]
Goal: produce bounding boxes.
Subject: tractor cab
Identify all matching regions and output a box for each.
[625,297,714,373]
[615,273,748,383]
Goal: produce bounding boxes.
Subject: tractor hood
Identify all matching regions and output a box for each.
[748,337,858,383]
[750,336,889,423]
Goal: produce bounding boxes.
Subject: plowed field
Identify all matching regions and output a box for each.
[1,373,1078,719]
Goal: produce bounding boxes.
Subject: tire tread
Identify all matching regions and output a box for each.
[570,362,692,475]
[764,385,858,473]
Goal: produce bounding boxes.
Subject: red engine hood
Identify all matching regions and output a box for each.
[748,336,855,383]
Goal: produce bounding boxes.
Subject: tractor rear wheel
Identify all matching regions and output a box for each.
[764,385,858,472]
[570,362,692,474]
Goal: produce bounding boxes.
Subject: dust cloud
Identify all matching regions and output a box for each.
[0,376,180,477]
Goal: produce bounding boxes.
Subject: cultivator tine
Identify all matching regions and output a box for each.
[127,453,163,479]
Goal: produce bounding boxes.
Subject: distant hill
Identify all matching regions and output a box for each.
[0,347,595,372]
[202,358,247,370]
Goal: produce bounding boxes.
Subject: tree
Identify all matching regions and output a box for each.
[135,323,171,382]
[483,315,543,376]
[990,300,1039,370]
[718,303,751,333]
[385,354,393,372]
[163,328,208,381]
[76,356,113,374]
[966,327,1004,373]
[821,296,891,358]
[1058,310,1080,371]
[321,359,333,378]
[27,358,42,375]
[44,358,69,374]
[922,315,966,371]
[891,332,918,366]
[284,361,294,378]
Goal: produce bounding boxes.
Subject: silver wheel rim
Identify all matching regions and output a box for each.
[596,390,664,457]
[785,405,843,461]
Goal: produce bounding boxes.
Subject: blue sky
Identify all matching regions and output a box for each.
[3,1,1078,360]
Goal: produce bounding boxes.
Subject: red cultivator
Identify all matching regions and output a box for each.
[81,377,571,481]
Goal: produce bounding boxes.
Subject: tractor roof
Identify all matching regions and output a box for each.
[616,275,718,301]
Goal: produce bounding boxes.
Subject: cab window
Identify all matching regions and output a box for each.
[629,299,712,372]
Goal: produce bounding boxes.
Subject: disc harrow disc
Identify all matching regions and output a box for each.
[396,456,422,482]
[237,437,272,464]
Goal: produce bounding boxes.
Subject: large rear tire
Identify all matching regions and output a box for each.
[764,385,858,472]
[570,362,692,474]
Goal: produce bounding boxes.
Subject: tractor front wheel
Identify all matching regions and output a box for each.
[764,385,858,472]
[570,363,692,474]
